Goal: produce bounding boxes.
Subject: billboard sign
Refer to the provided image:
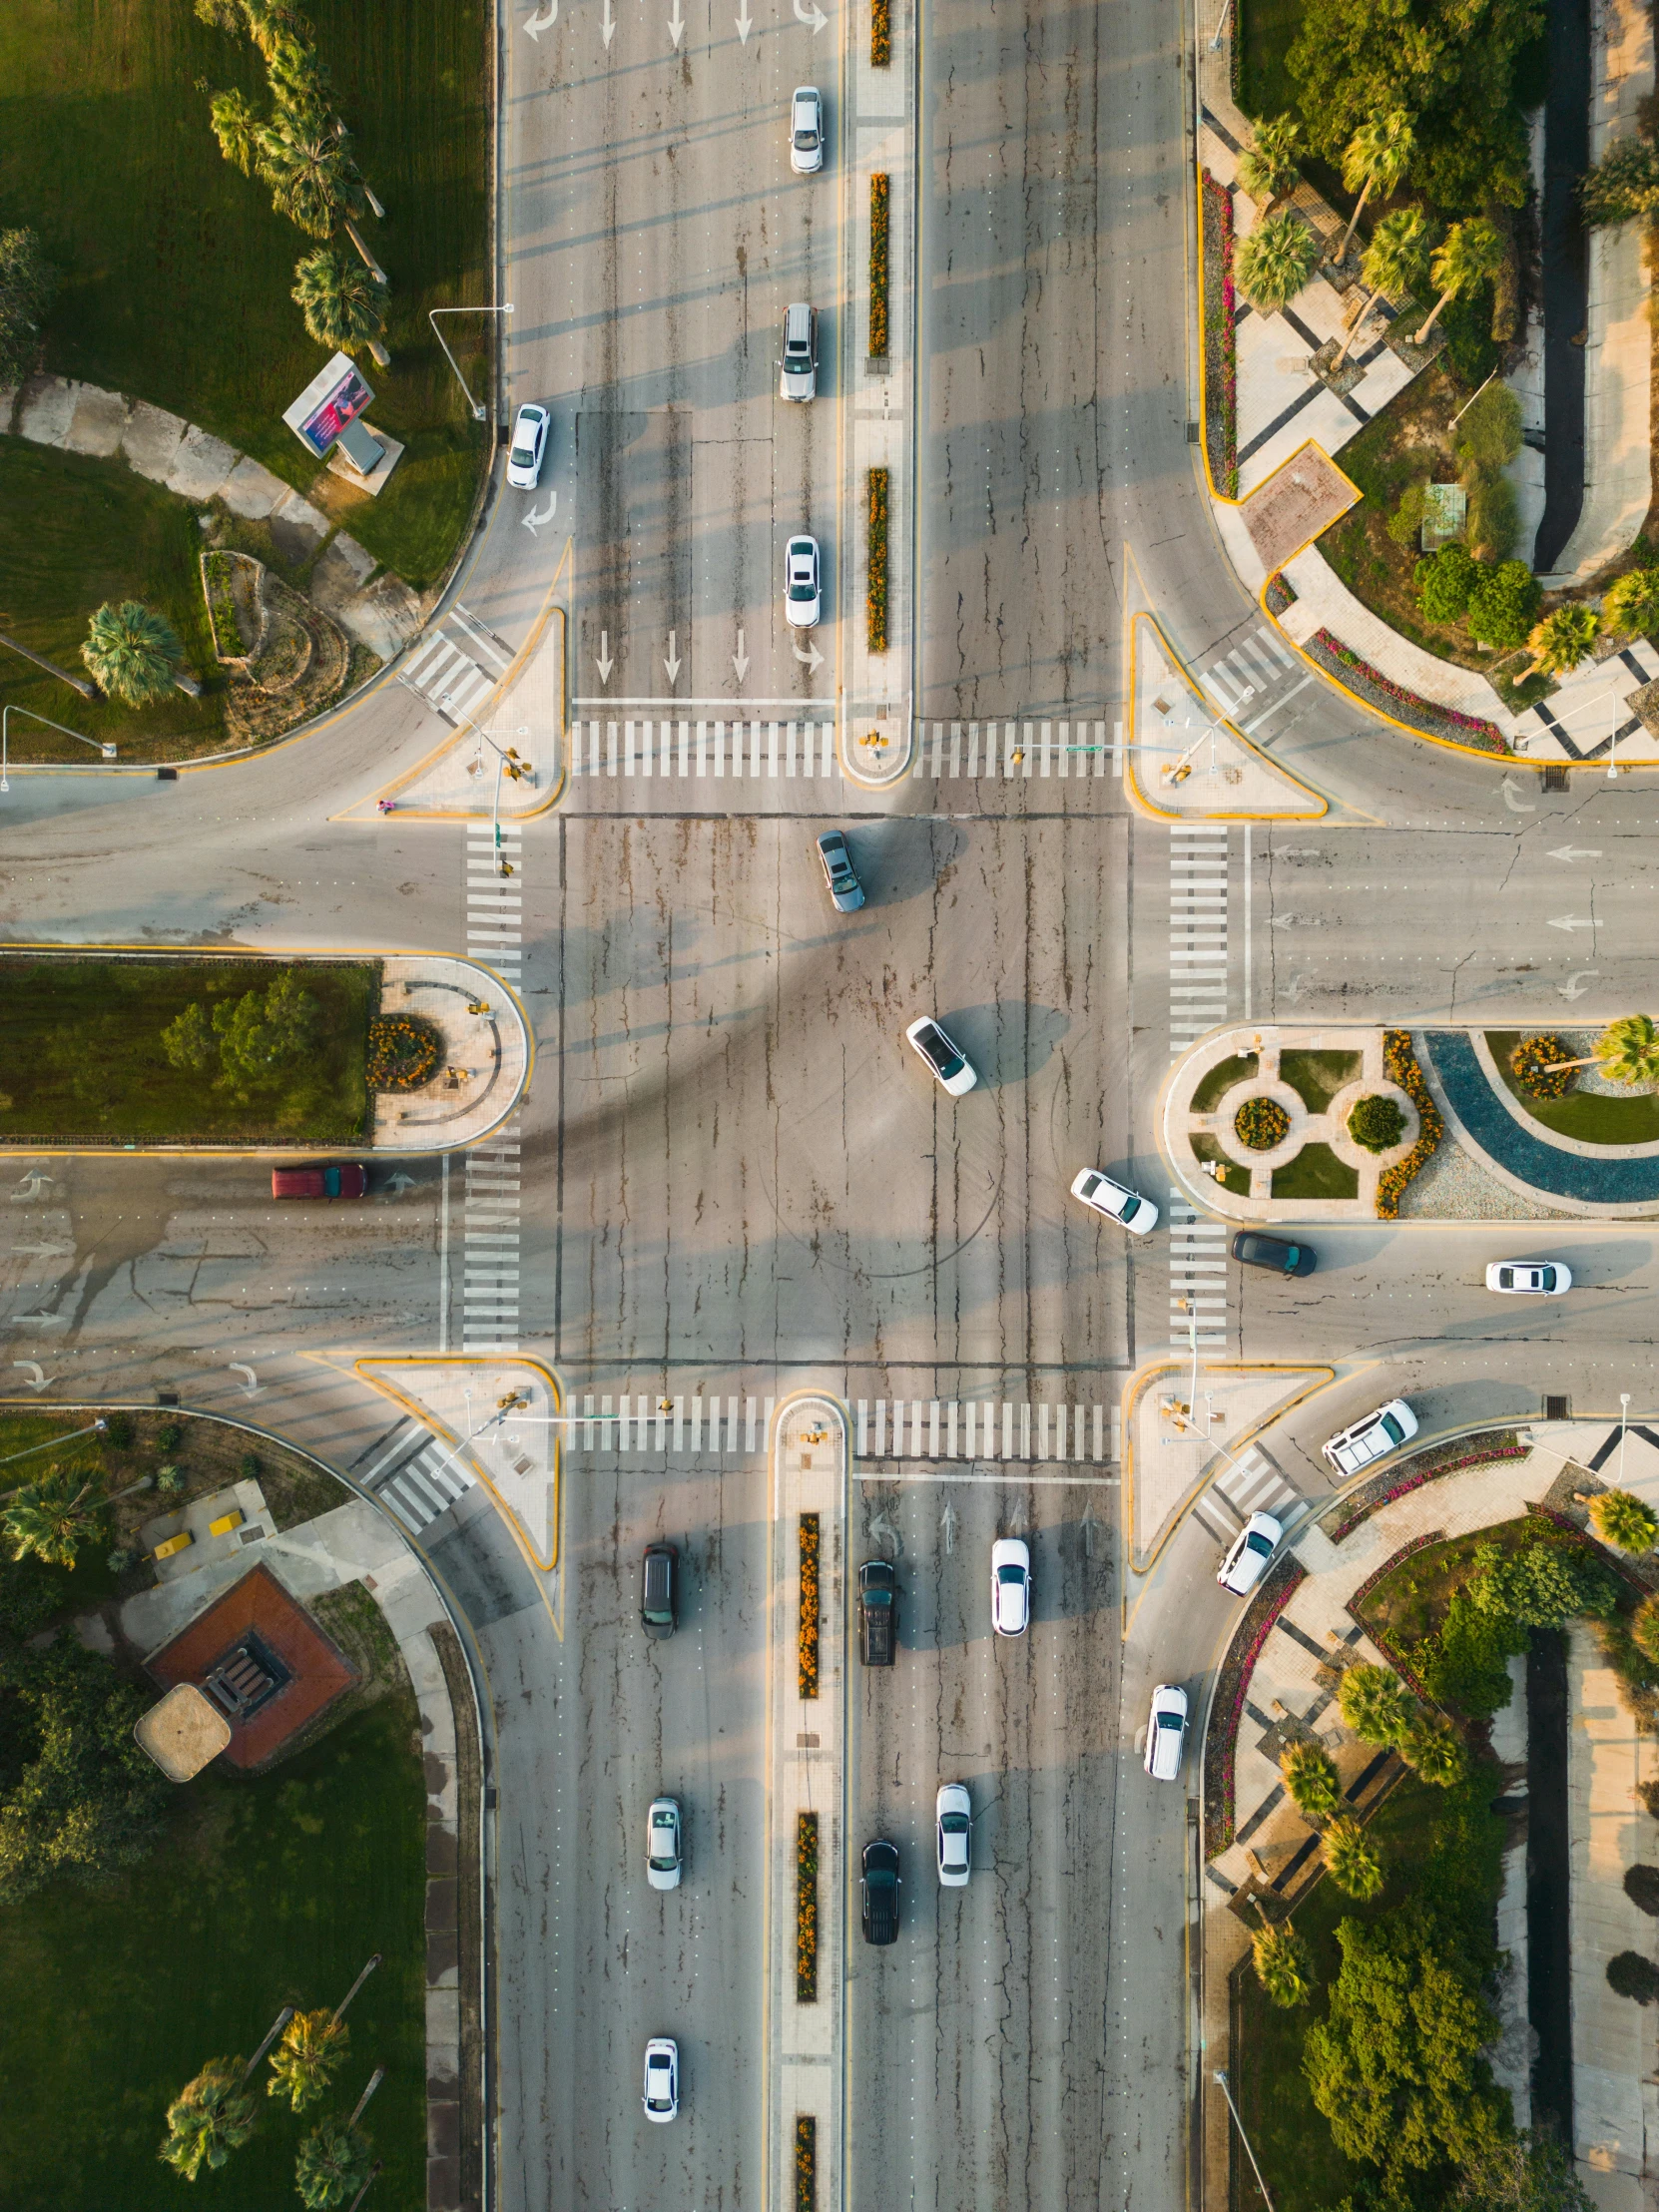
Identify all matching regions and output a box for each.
[281,351,375,459]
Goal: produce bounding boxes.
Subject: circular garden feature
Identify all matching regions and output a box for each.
[1347,1094,1406,1153]
[1235,1096,1291,1151]
[366,1014,442,1092]
[1509,1033,1576,1100]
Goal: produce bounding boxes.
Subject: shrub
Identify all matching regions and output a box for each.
[796,1812,819,2001]
[868,175,889,356]
[1321,1813,1384,1898]
[1633,1596,1659,1664]
[866,468,889,655]
[1235,1096,1291,1150]
[1338,1661,1413,1744]
[1583,136,1659,228]
[1397,1710,1468,1787]
[1415,1587,1524,1714]
[157,1421,185,1452]
[1466,474,1519,564]
[1590,1487,1659,1555]
[1281,1739,1344,1819]
[155,1464,186,1497]
[0,228,56,390]
[795,2114,818,2212]
[239,1451,263,1481]
[1509,1033,1576,1099]
[1415,543,1477,625]
[869,0,889,65]
[1625,1865,1659,1916]
[1455,383,1523,471]
[1608,1950,1659,2003]
[1465,558,1540,648]
[1386,482,1428,548]
[1253,1922,1314,2006]
[100,1413,136,1451]
[1605,566,1659,639]
[1468,1537,1617,1629]
[1347,1094,1406,1152]
[105,1547,135,1575]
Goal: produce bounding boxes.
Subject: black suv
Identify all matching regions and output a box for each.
[641,1543,679,1638]
[860,1839,901,1944]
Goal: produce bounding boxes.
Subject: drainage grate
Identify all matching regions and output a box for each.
[1544,1394,1570,1421]
[1185,420,1201,444]
[1543,766,1569,792]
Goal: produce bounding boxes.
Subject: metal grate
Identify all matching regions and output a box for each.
[1544,1395,1570,1421]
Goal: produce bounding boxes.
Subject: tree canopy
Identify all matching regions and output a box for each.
[1466,1536,1616,1629]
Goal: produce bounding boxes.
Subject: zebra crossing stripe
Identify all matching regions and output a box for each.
[908,720,1112,779]
[567,719,838,780]
[555,1391,1118,1462]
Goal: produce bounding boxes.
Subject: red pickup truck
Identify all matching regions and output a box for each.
[271,1165,368,1201]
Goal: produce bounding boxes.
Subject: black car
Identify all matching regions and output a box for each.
[641,1542,679,1638]
[1231,1231,1317,1277]
[861,1839,900,1943]
[857,1559,897,1666]
[816,830,864,912]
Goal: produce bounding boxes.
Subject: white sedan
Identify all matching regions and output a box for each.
[784,534,821,628]
[1070,1167,1158,1236]
[1217,1510,1282,1596]
[935,1783,971,1888]
[505,402,550,490]
[646,1797,682,1891]
[905,1016,977,1097]
[991,1537,1030,1637]
[642,2037,679,2122]
[789,85,824,174]
[1486,1259,1572,1296]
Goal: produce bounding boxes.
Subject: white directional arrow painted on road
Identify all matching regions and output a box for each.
[230,1364,261,1398]
[868,1505,899,1552]
[1548,845,1603,860]
[8,1244,70,1258]
[522,0,558,35]
[939,1499,958,1554]
[793,0,828,28]
[1558,969,1600,999]
[732,629,750,682]
[602,0,616,40]
[664,631,682,682]
[792,637,825,673]
[10,1171,51,1201]
[521,490,557,535]
[1501,776,1537,813]
[595,630,614,684]
[385,1171,416,1194]
[668,0,685,43]
[736,2,753,35]
[11,1362,55,1391]
[1546,914,1596,932]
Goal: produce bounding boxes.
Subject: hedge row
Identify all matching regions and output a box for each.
[869,174,889,356]
[796,1812,819,2001]
[866,468,889,654]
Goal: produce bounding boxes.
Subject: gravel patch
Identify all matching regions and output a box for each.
[1396,1134,1579,1221]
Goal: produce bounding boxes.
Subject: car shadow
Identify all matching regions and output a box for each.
[941,1001,1071,1089]
[845,817,968,907]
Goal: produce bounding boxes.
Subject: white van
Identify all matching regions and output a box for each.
[780,302,818,400]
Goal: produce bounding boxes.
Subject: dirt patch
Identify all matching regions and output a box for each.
[1241,446,1359,572]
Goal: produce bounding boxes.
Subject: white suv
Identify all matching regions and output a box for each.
[1322,1397,1417,1478]
[1144,1683,1189,1782]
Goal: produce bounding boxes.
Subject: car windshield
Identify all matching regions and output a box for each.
[1157,1710,1184,1730]
[1246,1531,1274,1555]
[1382,1413,1404,1444]
[997,1564,1025,1586]
[1284,1246,1301,1266]
[940,1813,969,1835]
[918,1029,961,1074]
[1537,1267,1555,1289]
[794,116,817,143]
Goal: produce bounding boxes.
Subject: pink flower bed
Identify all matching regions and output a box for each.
[1201,172,1239,498]
[1308,631,1507,753]
[1329,1442,1528,1543]
[1204,1561,1305,1857]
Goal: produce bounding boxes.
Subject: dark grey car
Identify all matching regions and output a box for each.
[816,830,864,911]
[860,1839,900,1943]
[1231,1232,1317,1277]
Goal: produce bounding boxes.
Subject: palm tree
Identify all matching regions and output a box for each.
[1633,1595,1659,1663]
[1280,1739,1344,1819]
[1333,206,1432,367]
[1252,1922,1314,2007]
[1234,211,1319,314]
[2,1466,105,1568]
[1321,1813,1384,1899]
[1237,115,1302,211]
[1336,1661,1413,1745]
[268,32,331,126]
[242,0,313,59]
[296,2069,383,2211]
[158,2058,260,2180]
[1519,603,1600,683]
[1605,567,1659,638]
[269,2011,350,2112]
[81,600,188,708]
[1591,1488,1659,1553]
[1397,1711,1468,1788]
[209,89,263,176]
[291,249,387,356]
[1411,217,1503,346]
[1334,111,1417,265]
[257,114,362,238]
[1598,1014,1659,1085]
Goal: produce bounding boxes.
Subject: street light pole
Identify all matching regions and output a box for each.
[429,303,516,422]
[1,704,117,793]
[1620,1391,1632,1483]
[1214,2070,1275,2211]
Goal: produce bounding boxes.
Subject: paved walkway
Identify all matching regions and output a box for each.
[354,1357,560,1571]
[373,956,530,1155]
[1129,616,1326,819]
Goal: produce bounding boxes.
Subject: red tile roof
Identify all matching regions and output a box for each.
[147,1563,356,1770]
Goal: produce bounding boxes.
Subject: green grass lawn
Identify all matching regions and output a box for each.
[1278,1049,1361,1115]
[0,1692,425,2212]
[1487,1032,1659,1147]
[0,0,486,599]
[1271,1142,1359,1200]
[1192,1052,1259,1114]
[0,957,374,1142]
[1237,0,1303,120]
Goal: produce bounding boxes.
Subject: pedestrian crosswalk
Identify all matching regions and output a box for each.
[463,1121,521,1356]
[555,1389,1120,1464]
[398,622,506,728]
[1196,625,1310,734]
[907,720,1118,779]
[1167,1192,1230,1353]
[566,719,840,779]
[353,1419,477,1538]
[466,823,521,984]
[1191,1443,1302,1547]
[1168,824,1231,1054]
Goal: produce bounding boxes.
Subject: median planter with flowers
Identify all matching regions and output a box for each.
[795,2114,818,2211]
[869,0,889,64]
[1375,1030,1442,1219]
[366,1013,442,1092]
[1235,1095,1290,1151]
[866,469,889,654]
[868,175,889,358]
[1510,1032,1577,1100]
[796,1812,819,2000]
[799,1513,821,1697]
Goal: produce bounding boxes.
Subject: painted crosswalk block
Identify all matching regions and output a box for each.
[463,1120,521,1356]
[1168,1191,1229,1354]
[354,1420,476,1538]
[466,823,521,982]
[556,1390,1119,1463]
[1168,825,1231,1057]
[399,625,505,727]
[567,719,839,779]
[907,720,1115,779]
[1190,1444,1301,1547]
[1195,625,1304,730]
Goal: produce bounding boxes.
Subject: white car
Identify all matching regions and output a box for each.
[1070,1166,1159,1237]
[505,402,550,490]
[1322,1397,1418,1479]
[789,86,824,174]
[642,2037,679,2123]
[935,1783,971,1887]
[1217,1509,1282,1597]
[646,1797,682,1891]
[1144,1683,1189,1782]
[991,1536,1030,1636]
[784,534,821,628]
[1486,1259,1572,1296]
[905,1016,977,1097]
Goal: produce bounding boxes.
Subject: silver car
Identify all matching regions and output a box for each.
[646,1797,682,1891]
[1070,1166,1158,1236]
[816,830,864,911]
